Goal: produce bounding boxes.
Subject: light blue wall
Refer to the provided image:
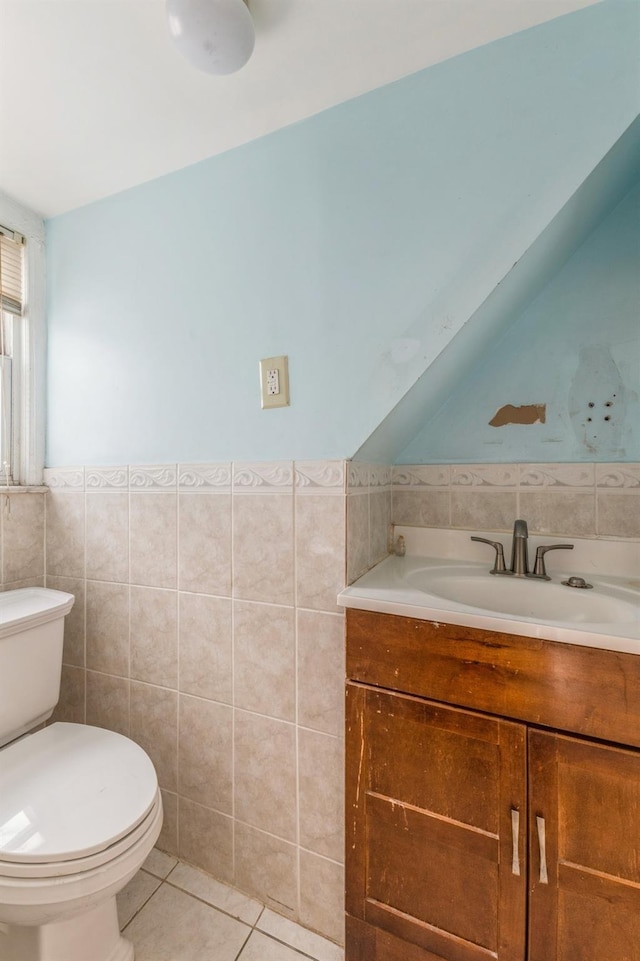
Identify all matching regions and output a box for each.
[45,1,640,466]
[398,179,640,464]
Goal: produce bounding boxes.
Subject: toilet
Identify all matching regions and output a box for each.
[0,588,163,961]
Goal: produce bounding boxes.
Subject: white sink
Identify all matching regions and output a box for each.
[404,565,638,625]
[338,529,640,655]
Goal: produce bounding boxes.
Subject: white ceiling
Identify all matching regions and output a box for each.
[0,0,597,219]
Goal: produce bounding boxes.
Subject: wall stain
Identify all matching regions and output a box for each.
[568,345,628,456]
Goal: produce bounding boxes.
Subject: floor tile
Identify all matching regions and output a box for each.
[168,861,263,925]
[257,909,344,961]
[117,870,162,929]
[239,930,312,960]
[124,883,251,961]
[143,846,178,879]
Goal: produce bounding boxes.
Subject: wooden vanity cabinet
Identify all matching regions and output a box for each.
[527,731,640,961]
[346,683,527,960]
[345,609,640,961]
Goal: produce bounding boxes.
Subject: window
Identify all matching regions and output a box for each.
[0,227,24,484]
[0,198,45,487]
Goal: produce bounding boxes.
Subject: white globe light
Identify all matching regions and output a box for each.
[166,0,255,76]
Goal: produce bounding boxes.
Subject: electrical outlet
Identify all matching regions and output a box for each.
[260,356,290,409]
[266,368,280,395]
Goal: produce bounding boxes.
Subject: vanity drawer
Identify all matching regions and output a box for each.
[346,608,640,748]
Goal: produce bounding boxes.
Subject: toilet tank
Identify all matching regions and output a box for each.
[0,588,75,747]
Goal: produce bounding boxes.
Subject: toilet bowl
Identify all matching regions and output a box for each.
[0,588,163,961]
[0,722,162,961]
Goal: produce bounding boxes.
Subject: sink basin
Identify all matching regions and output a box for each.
[404,565,639,624]
[338,529,640,655]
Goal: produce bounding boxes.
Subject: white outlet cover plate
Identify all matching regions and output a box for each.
[260,355,290,409]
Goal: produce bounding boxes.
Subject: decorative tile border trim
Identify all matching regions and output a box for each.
[46,461,640,497]
[393,464,640,492]
[346,461,391,492]
[129,465,177,490]
[393,466,450,488]
[451,465,518,488]
[179,463,232,491]
[596,464,640,489]
[295,461,345,494]
[369,464,392,490]
[347,461,369,491]
[519,464,595,488]
[85,467,128,490]
[43,468,85,490]
[233,461,294,493]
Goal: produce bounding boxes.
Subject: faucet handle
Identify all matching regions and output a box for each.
[471,536,510,575]
[530,543,574,580]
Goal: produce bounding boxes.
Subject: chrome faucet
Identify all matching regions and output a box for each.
[472,519,574,579]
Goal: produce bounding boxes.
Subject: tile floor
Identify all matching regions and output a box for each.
[118,849,345,961]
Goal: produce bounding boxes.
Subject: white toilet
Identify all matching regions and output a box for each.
[0,588,163,961]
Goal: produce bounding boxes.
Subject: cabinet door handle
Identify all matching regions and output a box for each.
[537,815,548,884]
[511,808,520,876]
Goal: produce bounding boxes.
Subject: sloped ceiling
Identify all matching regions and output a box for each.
[356,116,640,464]
[350,1,640,465]
[0,0,597,218]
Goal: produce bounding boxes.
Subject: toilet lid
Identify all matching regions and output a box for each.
[0,722,158,864]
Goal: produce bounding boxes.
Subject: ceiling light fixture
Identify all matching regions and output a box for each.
[166,0,255,76]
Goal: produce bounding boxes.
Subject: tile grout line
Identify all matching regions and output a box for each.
[175,480,181,862]
[293,465,302,923]
[230,462,237,883]
[127,856,340,961]
[127,468,132,737]
[83,473,88,723]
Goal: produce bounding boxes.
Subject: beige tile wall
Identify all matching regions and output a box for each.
[0,490,46,589]
[391,463,640,539]
[45,461,346,944]
[346,462,392,583]
[17,457,635,945]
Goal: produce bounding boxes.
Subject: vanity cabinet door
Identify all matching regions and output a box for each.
[346,682,527,961]
[528,731,640,961]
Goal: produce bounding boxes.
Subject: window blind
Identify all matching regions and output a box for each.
[0,227,25,316]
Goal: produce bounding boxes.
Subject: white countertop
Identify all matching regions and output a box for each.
[338,528,640,656]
